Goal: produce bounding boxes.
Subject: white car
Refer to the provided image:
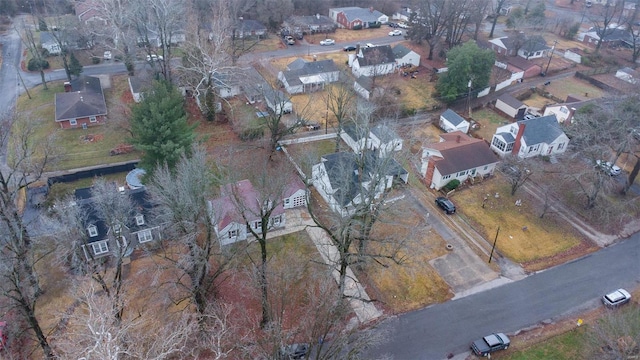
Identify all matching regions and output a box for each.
[602,289,631,307]
[397,22,409,29]
[103,51,112,60]
[146,54,164,62]
[319,39,335,46]
[389,30,402,36]
[365,43,375,48]
[596,160,621,176]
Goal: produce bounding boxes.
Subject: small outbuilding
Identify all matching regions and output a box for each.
[495,93,527,119]
[439,109,470,134]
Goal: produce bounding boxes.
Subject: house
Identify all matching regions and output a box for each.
[208,180,286,245]
[312,151,407,216]
[495,93,527,119]
[489,34,550,59]
[392,44,420,67]
[370,124,403,156]
[283,177,308,209]
[542,99,593,125]
[490,114,570,158]
[128,74,154,103]
[212,70,242,99]
[353,76,383,100]
[352,45,397,77]
[55,76,107,129]
[439,109,470,134]
[264,87,293,114]
[421,131,499,190]
[580,27,632,48]
[340,122,371,153]
[329,7,389,29]
[241,67,270,104]
[138,28,186,47]
[283,15,337,35]
[392,6,412,22]
[615,67,639,84]
[501,55,542,78]
[277,58,340,94]
[75,0,108,26]
[40,31,62,55]
[235,19,267,38]
[75,186,162,261]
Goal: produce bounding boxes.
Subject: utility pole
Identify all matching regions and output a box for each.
[467,79,472,117]
[544,40,558,76]
[17,68,31,99]
[489,226,500,263]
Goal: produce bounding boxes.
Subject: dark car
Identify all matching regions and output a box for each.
[435,197,456,214]
[471,333,510,356]
[279,343,309,359]
[343,45,357,52]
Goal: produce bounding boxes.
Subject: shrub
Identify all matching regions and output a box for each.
[114,54,123,61]
[369,22,381,28]
[238,127,264,141]
[443,179,461,192]
[92,57,101,64]
[352,24,362,30]
[401,106,416,117]
[27,58,49,71]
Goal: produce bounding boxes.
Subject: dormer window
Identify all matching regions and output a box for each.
[135,214,145,226]
[88,225,98,237]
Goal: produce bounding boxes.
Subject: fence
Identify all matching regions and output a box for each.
[47,160,140,187]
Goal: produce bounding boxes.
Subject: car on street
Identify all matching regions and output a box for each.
[320,39,335,46]
[365,43,375,48]
[397,22,409,29]
[602,288,631,307]
[596,160,621,176]
[146,54,163,62]
[343,45,357,51]
[279,343,309,359]
[471,333,510,356]
[389,30,402,36]
[435,197,456,214]
[285,35,295,45]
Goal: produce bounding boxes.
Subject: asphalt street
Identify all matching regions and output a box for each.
[367,232,640,359]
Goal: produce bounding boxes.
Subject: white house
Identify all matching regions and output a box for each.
[340,123,372,153]
[264,88,293,114]
[439,109,470,134]
[209,180,286,245]
[488,34,550,59]
[421,132,499,190]
[277,59,340,94]
[212,71,242,99]
[495,93,528,119]
[40,31,62,55]
[543,99,592,125]
[490,114,570,158]
[353,76,383,100]
[283,177,308,209]
[392,44,420,67]
[312,152,407,216]
[352,45,397,78]
[370,124,403,157]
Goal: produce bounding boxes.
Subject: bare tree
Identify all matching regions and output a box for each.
[0,112,58,358]
[17,23,48,90]
[489,0,509,38]
[90,0,139,75]
[499,155,534,196]
[589,0,624,52]
[325,77,357,153]
[581,306,640,359]
[407,0,449,60]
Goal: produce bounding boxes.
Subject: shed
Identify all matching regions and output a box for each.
[439,109,470,134]
[495,93,527,119]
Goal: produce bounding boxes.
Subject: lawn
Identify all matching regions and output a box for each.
[470,108,510,142]
[452,176,591,271]
[501,328,587,360]
[540,77,603,101]
[14,76,141,171]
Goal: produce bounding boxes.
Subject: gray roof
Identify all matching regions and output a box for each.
[497,93,525,109]
[392,44,412,58]
[287,58,307,71]
[359,45,396,66]
[520,35,550,53]
[331,7,386,23]
[518,114,565,145]
[496,132,515,144]
[355,75,374,91]
[343,122,369,142]
[441,109,467,126]
[370,124,399,143]
[238,19,267,32]
[281,59,339,87]
[55,76,107,121]
[287,15,336,28]
[240,67,270,100]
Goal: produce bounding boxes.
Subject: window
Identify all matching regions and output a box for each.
[91,241,109,255]
[292,195,305,208]
[492,137,506,152]
[272,215,281,226]
[137,229,153,243]
[557,143,565,150]
[88,225,98,237]
[505,142,514,152]
[442,175,451,180]
[484,166,489,170]
[284,198,290,206]
[254,220,262,229]
[228,229,238,238]
[89,116,97,123]
[135,214,145,226]
[470,169,476,176]
[457,171,467,177]
[70,118,77,126]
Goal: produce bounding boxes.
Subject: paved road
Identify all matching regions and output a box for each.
[366,232,640,359]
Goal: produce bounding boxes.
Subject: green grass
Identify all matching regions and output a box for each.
[503,327,587,360]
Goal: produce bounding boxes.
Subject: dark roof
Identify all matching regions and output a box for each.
[55,76,107,121]
[331,7,386,23]
[359,45,396,66]
[282,59,339,86]
[342,122,369,142]
[427,135,499,176]
[597,28,633,42]
[497,93,525,109]
[520,35,550,53]
[287,15,336,27]
[240,67,270,100]
[392,44,412,58]
[355,75,374,91]
[518,114,565,145]
[287,58,307,71]
[238,19,267,32]
[441,109,467,126]
[321,151,406,207]
[370,123,399,144]
[504,55,540,71]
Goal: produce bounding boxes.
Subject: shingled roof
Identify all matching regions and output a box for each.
[55,76,107,122]
[517,114,564,145]
[427,132,498,176]
[359,45,396,67]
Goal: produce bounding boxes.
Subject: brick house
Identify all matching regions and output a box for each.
[55,76,107,129]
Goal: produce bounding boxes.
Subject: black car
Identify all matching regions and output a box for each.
[343,45,357,51]
[435,197,456,214]
[471,333,510,356]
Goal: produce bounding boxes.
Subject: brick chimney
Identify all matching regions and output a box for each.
[456,134,461,143]
[512,122,526,155]
[565,107,577,125]
[64,82,72,92]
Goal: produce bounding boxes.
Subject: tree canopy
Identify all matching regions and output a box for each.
[436,40,495,103]
[129,80,196,174]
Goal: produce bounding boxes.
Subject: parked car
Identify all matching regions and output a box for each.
[103,51,112,60]
[602,288,631,307]
[471,333,510,357]
[0,321,7,351]
[279,343,309,359]
[387,22,397,28]
[343,45,357,51]
[146,54,163,62]
[388,30,402,36]
[285,35,295,45]
[523,113,536,120]
[365,43,375,48]
[319,39,335,46]
[435,197,456,214]
[596,160,621,176]
[397,22,409,29]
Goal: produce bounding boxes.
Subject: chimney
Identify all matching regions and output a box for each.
[512,123,526,155]
[566,107,577,125]
[456,134,461,143]
[316,13,320,19]
[64,82,71,92]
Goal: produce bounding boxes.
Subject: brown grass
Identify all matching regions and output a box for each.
[470,108,511,142]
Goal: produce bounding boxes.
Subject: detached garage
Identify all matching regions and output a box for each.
[495,93,527,119]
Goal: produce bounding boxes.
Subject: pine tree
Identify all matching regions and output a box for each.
[129,80,196,175]
[68,52,83,78]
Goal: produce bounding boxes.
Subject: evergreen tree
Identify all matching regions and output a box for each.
[436,41,495,104]
[129,81,196,175]
[68,52,83,78]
